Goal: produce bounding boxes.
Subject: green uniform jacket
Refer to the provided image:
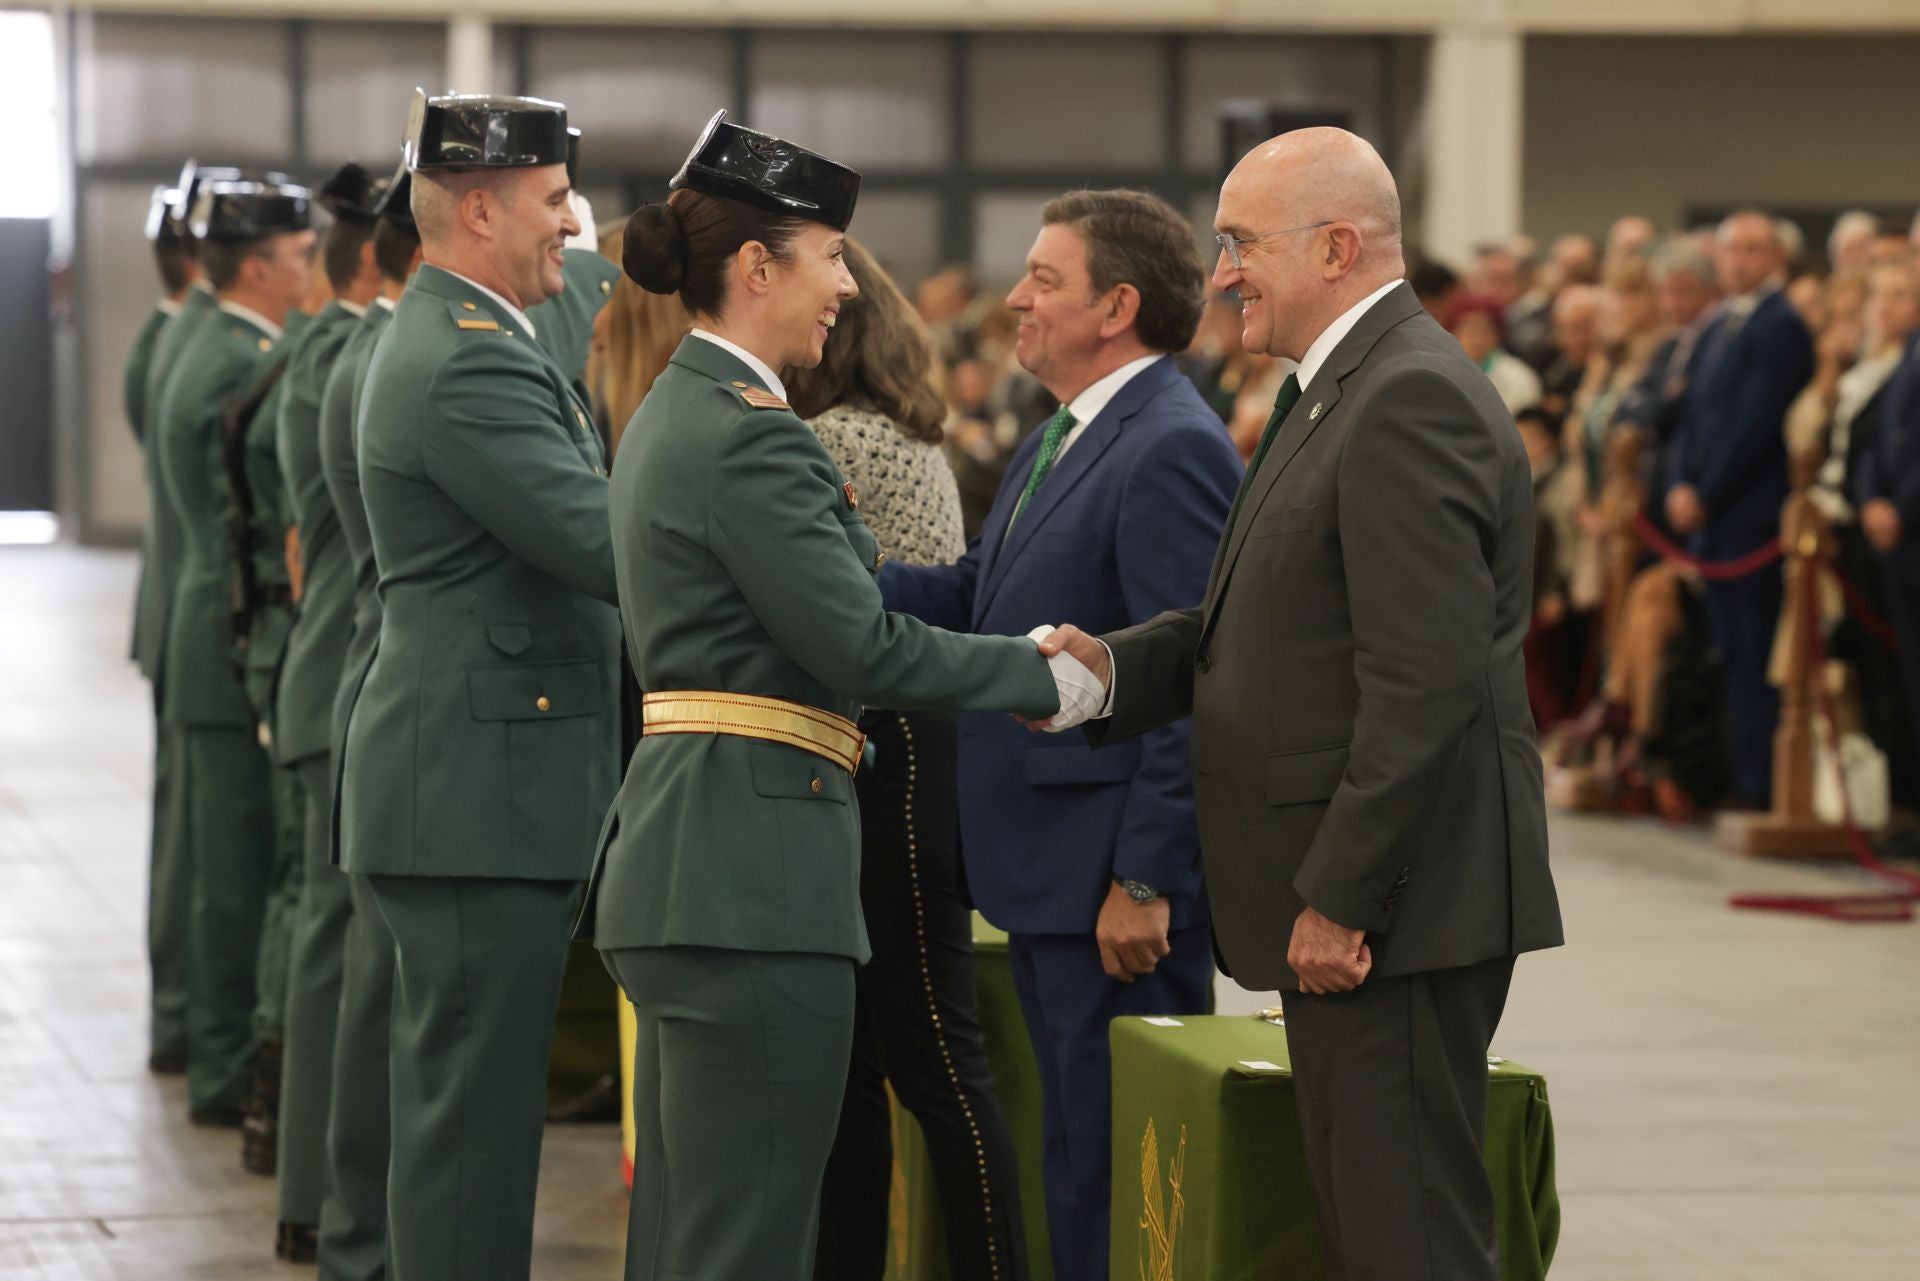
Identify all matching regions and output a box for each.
[124,303,170,447]
[238,369,296,748]
[154,304,278,728]
[134,286,218,686]
[538,248,621,404]
[276,300,365,766]
[124,302,170,666]
[337,265,620,881]
[582,337,1059,962]
[318,302,393,770]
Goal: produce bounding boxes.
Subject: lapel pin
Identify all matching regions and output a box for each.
[1309,403,1324,421]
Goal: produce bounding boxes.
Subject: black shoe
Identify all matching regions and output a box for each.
[189,1106,245,1129]
[148,1048,187,1076]
[275,1222,318,1264]
[242,1113,277,1175]
[546,1073,621,1124]
[241,1038,283,1176]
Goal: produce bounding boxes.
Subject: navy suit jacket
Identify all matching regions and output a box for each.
[1669,290,1813,559]
[881,355,1241,935]
[1857,333,1920,589]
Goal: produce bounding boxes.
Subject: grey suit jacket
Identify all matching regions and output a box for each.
[1091,283,1562,989]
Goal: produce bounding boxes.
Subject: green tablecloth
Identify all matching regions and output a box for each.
[1109,1014,1559,1281]
[887,919,1052,1281]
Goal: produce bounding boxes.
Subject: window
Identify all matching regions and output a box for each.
[0,11,57,219]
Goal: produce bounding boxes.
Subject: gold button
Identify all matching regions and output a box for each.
[731,380,747,389]
[600,279,612,295]
[258,338,272,351]
[874,553,887,569]
[462,301,478,311]
[536,696,551,712]
[809,777,823,794]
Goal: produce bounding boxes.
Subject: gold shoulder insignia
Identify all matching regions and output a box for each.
[739,386,791,412]
[456,318,501,332]
[843,481,859,509]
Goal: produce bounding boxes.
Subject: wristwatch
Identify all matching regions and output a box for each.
[1119,878,1161,904]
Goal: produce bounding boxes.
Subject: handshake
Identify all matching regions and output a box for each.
[1023,624,1112,732]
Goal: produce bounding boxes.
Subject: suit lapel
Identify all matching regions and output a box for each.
[974,358,1177,624]
[1202,284,1423,635]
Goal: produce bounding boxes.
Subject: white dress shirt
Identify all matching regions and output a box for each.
[217,299,283,342]
[336,299,368,319]
[691,327,787,401]
[1295,278,1405,391]
[438,268,537,339]
[374,295,397,313]
[1052,353,1165,462]
[158,296,181,317]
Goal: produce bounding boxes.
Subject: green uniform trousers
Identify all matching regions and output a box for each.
[278,755,353,1226]
[254,761,307,1039]
[147,713,190,1060]
[367,874,576,1281]
[607,946,856,1281]
[317,871,395,1281]
[181,725,275,1113]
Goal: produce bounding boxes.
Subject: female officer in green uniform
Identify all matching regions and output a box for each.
[581,114,1063,1281]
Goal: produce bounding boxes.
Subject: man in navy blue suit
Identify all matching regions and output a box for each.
[1858,330,1920,780]
[1665,211,1813,805]
[882,189,1240,1281]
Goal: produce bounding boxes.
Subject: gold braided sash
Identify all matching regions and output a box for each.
[640,691,865,776]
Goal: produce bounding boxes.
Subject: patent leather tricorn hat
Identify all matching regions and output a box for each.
[374,158,416,230]
[669,110,860,232]
[146,185,188,242]
[189,179,314,242]
[402,89,572,172]
[317,162,389,223]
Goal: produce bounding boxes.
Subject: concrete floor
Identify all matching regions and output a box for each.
[2,544,1916,1279]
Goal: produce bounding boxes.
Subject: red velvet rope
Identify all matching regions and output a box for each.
[1620,509,1916,920]
[1631,515,1783,581]
[1724,550,1920,922]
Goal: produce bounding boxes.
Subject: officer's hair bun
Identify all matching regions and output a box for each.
[624,202,686,295]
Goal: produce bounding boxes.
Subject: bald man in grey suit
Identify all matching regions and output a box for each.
[1038,130,1563,1280]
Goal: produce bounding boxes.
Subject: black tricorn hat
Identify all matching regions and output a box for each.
[317,162,389,223]
[374,159,416,230]
[668,110,860,233]
[402,89,571,172]
[170,160,243,226]
[146,185,189,243]
[190,179,314,242]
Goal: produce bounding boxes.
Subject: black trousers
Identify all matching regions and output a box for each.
[1702,567,1784,802]
[815,711,1029,1281]
[1284,956,1516,1281]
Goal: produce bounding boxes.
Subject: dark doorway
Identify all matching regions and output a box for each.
[0,217,54,511]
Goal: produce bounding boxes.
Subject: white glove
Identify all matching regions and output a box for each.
[1027,625,1106,732]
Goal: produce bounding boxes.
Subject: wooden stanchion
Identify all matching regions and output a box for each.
[1715,447,1853,859]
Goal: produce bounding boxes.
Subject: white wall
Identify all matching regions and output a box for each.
[1522,34,1920,240]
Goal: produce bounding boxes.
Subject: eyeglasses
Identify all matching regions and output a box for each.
[1213,221,1333,270]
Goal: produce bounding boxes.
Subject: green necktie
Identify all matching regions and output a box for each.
[1008,403,1077,533]
[1225,373,1303,529]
